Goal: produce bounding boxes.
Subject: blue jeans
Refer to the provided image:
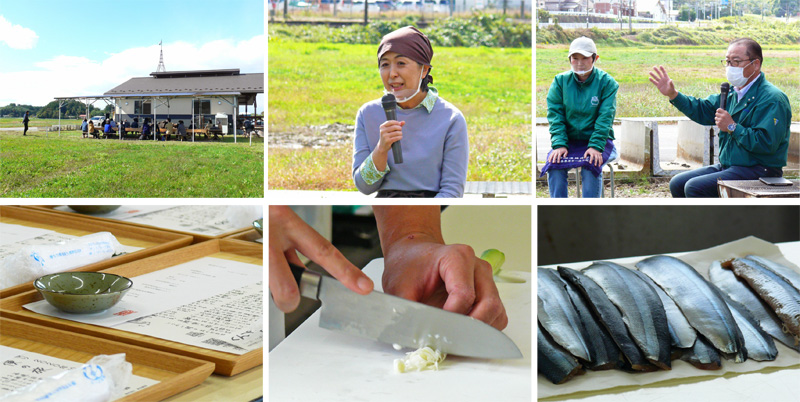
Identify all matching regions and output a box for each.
[670,164,783,198]
[547,146,618,198]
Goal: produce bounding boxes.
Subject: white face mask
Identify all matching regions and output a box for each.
[572,65,593,76]
[384,68,426,103]
[726,60,755,88]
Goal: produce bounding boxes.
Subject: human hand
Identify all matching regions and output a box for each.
[584,147,603,166]
[268,206,373,313]
[374,205,507,330]
[547,147,568,164]
[377,120,405,155]
[382,242,508,330]
[648,66,678,100]
[714,109,734,132]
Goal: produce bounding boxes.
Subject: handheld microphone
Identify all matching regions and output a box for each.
[719,82,730,110]
[381,93,403,164]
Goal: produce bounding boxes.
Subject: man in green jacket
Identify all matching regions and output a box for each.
[545,36,619,198]
[650,37,792,197]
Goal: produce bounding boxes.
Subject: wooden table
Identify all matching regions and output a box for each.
[165,366,262,401]
[718,179,800,197]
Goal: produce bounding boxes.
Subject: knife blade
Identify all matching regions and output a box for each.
[291,263,522,359]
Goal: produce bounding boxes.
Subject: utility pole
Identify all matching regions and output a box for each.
[629,0,633,32]
[587,0,590,28]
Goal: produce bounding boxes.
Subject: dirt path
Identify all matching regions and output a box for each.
[536,178,672,198]
[269,123,353,148]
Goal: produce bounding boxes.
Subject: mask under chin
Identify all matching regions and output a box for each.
[382,70,426,103]
[386,89,419,103]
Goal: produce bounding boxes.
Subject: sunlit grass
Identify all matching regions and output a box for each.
[1,131,264,197]
[0,118,82,128]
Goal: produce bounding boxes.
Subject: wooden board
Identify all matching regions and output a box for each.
[165,366,263,402]
[0,240,263,376]
[0,317,214,402]
[224,228,262,244]
[718,180,800,198]
[21,206,253,243]
[0,206,194,298]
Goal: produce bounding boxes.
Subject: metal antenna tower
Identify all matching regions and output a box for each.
[156,40,166,72]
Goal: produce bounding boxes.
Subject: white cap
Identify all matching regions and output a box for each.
[569,36,597,58]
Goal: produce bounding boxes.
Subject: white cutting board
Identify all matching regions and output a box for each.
[269,258,532,402]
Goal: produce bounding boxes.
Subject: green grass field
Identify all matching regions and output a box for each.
[0,117,82,128]
[1,130,264,197]
[535,45,800,118]
[268,41,532,190]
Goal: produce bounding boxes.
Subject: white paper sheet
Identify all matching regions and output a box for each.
[538,237,800,400]
[53,205,174,221]
[23,257,260,327]
[116,282,263,355]
[0,223,54,247]
[0,345,158,399]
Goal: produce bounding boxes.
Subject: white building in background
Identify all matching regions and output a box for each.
[637,0,669,20]
[541,0,594,12]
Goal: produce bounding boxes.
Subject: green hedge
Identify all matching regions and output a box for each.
[536,18,800,46]
[269,14,531,47]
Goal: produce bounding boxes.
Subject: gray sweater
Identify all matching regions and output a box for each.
[352,96,468,197]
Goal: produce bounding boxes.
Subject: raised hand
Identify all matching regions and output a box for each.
[649,66,678,100]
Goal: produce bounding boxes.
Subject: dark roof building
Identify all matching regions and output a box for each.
[105,68,263,106]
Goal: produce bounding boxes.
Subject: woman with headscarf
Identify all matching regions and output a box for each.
[352,26,469,198]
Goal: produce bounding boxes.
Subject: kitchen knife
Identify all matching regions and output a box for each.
[291,263,522,359]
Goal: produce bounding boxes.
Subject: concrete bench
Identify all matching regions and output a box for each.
[464,181,532,198]
[616,117,717,177]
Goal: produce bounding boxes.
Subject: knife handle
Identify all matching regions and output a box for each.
[290,263,321,300]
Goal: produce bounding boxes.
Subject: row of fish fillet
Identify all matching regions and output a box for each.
[538,255,800,384]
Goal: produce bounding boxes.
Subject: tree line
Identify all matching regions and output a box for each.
[1,100,111,119]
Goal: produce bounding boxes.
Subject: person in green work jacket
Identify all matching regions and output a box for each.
[545,36,619,198]
[650,38,792,198]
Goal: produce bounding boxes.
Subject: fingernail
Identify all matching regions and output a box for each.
[358,277,373,292]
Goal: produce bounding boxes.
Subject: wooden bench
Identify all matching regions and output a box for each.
[86,127,117,138]
[121,127,142,139]
[168,128,212,141]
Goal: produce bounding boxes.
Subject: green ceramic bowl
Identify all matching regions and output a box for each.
[34,272,133,314]
[67,205,121,214]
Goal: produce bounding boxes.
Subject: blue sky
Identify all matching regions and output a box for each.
[0,0,264,110]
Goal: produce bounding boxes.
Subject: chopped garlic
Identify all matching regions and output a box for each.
[392,343,402,351]
[393,346,446,373]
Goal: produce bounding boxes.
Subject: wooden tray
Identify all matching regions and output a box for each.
[0,206,194,298]
[224,228,262,244]
[0,317,214,402]
[22,206,255,243]
[0,240,263,376]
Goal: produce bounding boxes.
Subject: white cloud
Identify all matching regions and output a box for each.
[0,15,38,49]
[0,35,265,108]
